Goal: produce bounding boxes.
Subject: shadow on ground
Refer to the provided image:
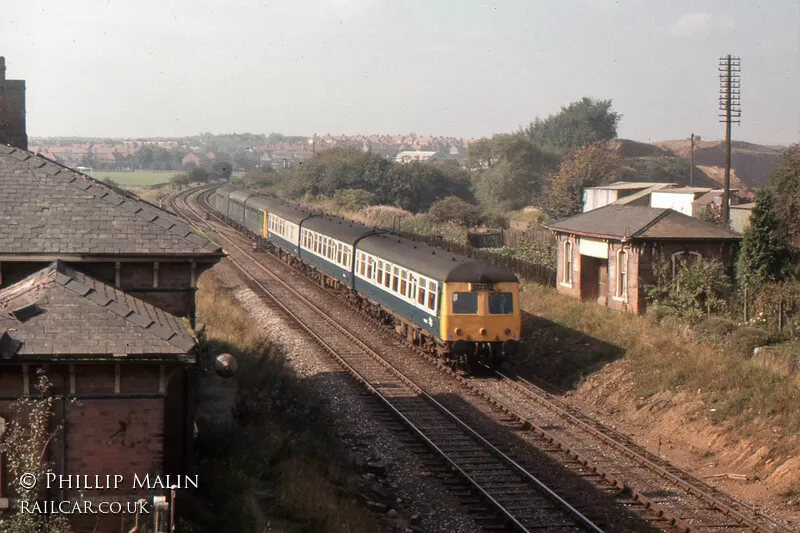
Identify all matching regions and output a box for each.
[511,310,625,390]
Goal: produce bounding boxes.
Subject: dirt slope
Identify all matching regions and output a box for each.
[654,139,786,191]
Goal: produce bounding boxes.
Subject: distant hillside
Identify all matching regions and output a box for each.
[653,139,786,192]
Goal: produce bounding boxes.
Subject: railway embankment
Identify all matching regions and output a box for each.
[515,282,800,525]
[180,272,385,533]
[185,267,480,533]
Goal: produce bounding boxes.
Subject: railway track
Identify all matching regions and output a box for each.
[170,186,605,532]
[169,185,794,533]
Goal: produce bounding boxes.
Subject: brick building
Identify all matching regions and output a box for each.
[547,205,741,315]
[0,145,224,323]
[0,262,197,532]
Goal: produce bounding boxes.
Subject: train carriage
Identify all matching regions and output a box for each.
[228,189,253,226]
[266,202,315,256]
[356,233,520,364]
[300,216,380,287]
[246,195,280,238]
[209,185,521,368]
[213,185,237,217]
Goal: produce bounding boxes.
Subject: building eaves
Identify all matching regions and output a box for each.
[0,261,196,359]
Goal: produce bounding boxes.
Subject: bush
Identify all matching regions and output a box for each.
[362,205,412,229]
[728,327,773,357]
[481,209,510,229]
[333,188,376,210]
[428,196,482,227]
[693,316,738,341]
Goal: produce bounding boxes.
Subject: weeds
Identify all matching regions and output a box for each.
[178,273,378,533]
[519,282,800,433]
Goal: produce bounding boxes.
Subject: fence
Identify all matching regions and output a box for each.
[390,227,557,287]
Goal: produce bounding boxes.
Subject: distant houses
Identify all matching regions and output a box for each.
[395,150,438,164]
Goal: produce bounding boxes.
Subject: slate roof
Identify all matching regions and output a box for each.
[546,205,741,241]
[0,145,223,256]
[0,261,195,360]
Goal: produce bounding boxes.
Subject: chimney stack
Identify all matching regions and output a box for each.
[0,56,28,151]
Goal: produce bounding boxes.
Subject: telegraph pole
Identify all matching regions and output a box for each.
[718,55,741,226]
[690,133,695,186]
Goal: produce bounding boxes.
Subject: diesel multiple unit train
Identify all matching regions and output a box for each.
[211,186,521,368]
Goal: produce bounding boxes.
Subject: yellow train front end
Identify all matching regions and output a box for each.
[440,280,521,368]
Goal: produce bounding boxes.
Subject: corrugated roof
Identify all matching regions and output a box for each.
[0,145,223,256]
[547,204,741,240]
[585,181,673,191]
[0,261,195,359]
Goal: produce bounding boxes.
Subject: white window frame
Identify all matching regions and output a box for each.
[354,251,438,315]
[561,240,573,287]
[300,228,354,270]
[615,248,628,300]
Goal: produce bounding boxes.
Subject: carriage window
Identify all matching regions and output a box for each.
[418,285,426,305]
[399,270,407,295]
[391,266,399,292]
[366,258,373,279]
[337,244,343,265]
[427,281,437,311]
[383,264,391,287]
[488,292,514,315]
[452,292,477,314]
[408,276,416,299]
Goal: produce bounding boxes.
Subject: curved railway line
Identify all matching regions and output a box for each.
[170,185,604,532]
[169,184,794,533]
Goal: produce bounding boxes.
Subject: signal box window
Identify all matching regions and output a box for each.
[488,292,513,315]
[452,292,478,314]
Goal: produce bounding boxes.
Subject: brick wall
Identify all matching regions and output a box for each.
[0,362,190,533]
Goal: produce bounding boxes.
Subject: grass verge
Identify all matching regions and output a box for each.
[177,273,379,533]
[519,282,800,434]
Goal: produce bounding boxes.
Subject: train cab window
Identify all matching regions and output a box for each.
[488,292,514,315]
[452,292,478,314]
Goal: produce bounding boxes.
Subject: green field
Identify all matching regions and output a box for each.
[90,171,175,186]
[91,170,246,187]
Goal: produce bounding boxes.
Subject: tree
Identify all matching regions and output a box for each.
[769,144,800,237]
[545,143,620,218]
[468,133,559,210]
[170,173,190,190]
[212,161,233,181]
[736,189,792,290]
[524,97,621,152]
[0,371,74,533]
[188,166,211,183]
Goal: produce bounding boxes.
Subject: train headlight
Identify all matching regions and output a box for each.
[454,327,463,336]
[479,328,487,336]
[505,328,511,335]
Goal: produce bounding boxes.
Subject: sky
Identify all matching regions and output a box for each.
[2,0,798,145]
